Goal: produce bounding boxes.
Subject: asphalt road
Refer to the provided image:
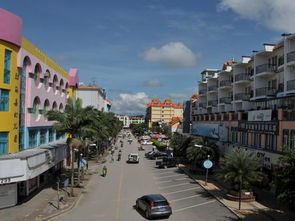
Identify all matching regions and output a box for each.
[54,135,237,221]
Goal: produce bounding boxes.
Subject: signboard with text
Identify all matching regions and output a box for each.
[248,109,272,121]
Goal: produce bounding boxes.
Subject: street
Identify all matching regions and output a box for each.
[54,136,238,221]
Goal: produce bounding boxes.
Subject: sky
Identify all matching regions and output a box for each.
[2,0,295,115]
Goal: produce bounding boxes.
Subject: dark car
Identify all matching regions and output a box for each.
[145,150,155,158]
[148,151,168,160]
[156,157,177,168]
[136,194,172,219]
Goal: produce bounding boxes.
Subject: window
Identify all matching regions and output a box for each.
[32,97,40,120]
[4,49,11,84]
[254,133,261,148]
[34,64,41,87]
[40,129,47,144]
[49,129,54,142]
[0,132,9,154]
[29,130,37,147]
[0,89,9,111]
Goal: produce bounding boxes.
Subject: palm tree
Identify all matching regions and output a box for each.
[275,147,295,209]
[217,150,265,209]
[47,97,94,196]
[186,144,214,167]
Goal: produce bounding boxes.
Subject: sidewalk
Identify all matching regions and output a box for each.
[0,159,104,221]
[179,164,295,221]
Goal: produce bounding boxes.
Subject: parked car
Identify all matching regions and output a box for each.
[135,194,172,219]
[156,157,177,168]
[145,150,155,158]
[148,151,168,160]
[127,153,139,163]
[141,140,153,145]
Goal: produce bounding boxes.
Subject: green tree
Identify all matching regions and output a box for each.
[47,97,94,196]
[130,123,148,136]
[186,144,214,167]
[275,147,295,209]
[217,150,265,209]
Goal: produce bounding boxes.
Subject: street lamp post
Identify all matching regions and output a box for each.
[205,155,210,186]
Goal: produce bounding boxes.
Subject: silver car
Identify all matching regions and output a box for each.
[136,194,172,219]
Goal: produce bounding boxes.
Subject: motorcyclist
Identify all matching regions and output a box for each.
[102,166,107,177]
[118,150,122,161]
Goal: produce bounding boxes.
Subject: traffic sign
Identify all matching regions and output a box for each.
[203,160,213,169]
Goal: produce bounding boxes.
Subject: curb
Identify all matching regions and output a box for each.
[40,164,101,221]
[178,165,242,220]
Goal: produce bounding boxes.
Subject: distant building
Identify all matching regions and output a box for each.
[116,115,145,128]
[145,97,183,128]
[76,86,111,112]
[183,94,198,134]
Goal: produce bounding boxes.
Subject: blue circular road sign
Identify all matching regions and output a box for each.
[203,160,213,169]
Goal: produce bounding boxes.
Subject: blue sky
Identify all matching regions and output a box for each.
[2,0,294,115]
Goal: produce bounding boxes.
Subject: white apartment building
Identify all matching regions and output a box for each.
[116,115,145,128]
[191,33,295,174]
[76,86,108,112]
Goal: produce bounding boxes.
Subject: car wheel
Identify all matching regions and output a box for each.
[145,209,150,219]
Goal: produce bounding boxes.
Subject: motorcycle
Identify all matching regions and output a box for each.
[102,166,107,177]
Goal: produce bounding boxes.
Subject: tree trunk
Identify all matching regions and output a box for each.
[70,148,75,196]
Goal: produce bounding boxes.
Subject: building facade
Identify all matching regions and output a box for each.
[116,115,145,128]
[192,34,295,174]
[0,8,79,208]
[76,86,109,112]
[145,97,183,128]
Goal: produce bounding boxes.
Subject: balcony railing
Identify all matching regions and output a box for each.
[235,93,251,101]
[255,87,276,97]
[256,64,277,74]
[199,89,207,95]
[208,100,218,106]
[287,51,295,63]
[235,73,250,82]
[220,80,232,87]
[208,86,218,91]
[219,97,232,104]
[287,80,295,91]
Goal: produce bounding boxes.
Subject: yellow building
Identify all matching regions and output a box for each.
[145,97,183,128]
[0,40,20,154]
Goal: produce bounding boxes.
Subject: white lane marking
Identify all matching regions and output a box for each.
[156,178,189,184]
[159,182,192,189]
[170,194,203,202]
[173,200,216,212]
[152,171,177,175]
[164,187,201,195]
[154,174,184,179]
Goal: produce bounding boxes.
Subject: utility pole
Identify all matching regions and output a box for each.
[57,177,60,210]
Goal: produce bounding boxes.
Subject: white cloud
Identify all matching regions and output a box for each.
[143,42,199,67]
[111,92,149,115]
[143,79,163,88]
[218,0,295,32]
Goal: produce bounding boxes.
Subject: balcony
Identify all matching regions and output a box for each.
[255,87,276,97]
[219,97,232,104]
[234,73,250,83]
[199,103,207,108]
[199,89,207,96]
[208,85,218,92]
[219,80,232,88]
[278,55,284,67]
[287,51,295,65]
[287,80,295,91]
[208,100,218,107]
[256,64,277,76]
[234,93,251,101]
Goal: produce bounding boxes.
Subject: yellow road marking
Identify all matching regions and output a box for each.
[116,167,124,221]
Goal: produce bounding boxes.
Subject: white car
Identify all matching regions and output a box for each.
[127,153,139,163]
[141,140,153,145]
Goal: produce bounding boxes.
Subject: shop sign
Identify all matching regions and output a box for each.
[248,109,272,121]
[0,178,11,184]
